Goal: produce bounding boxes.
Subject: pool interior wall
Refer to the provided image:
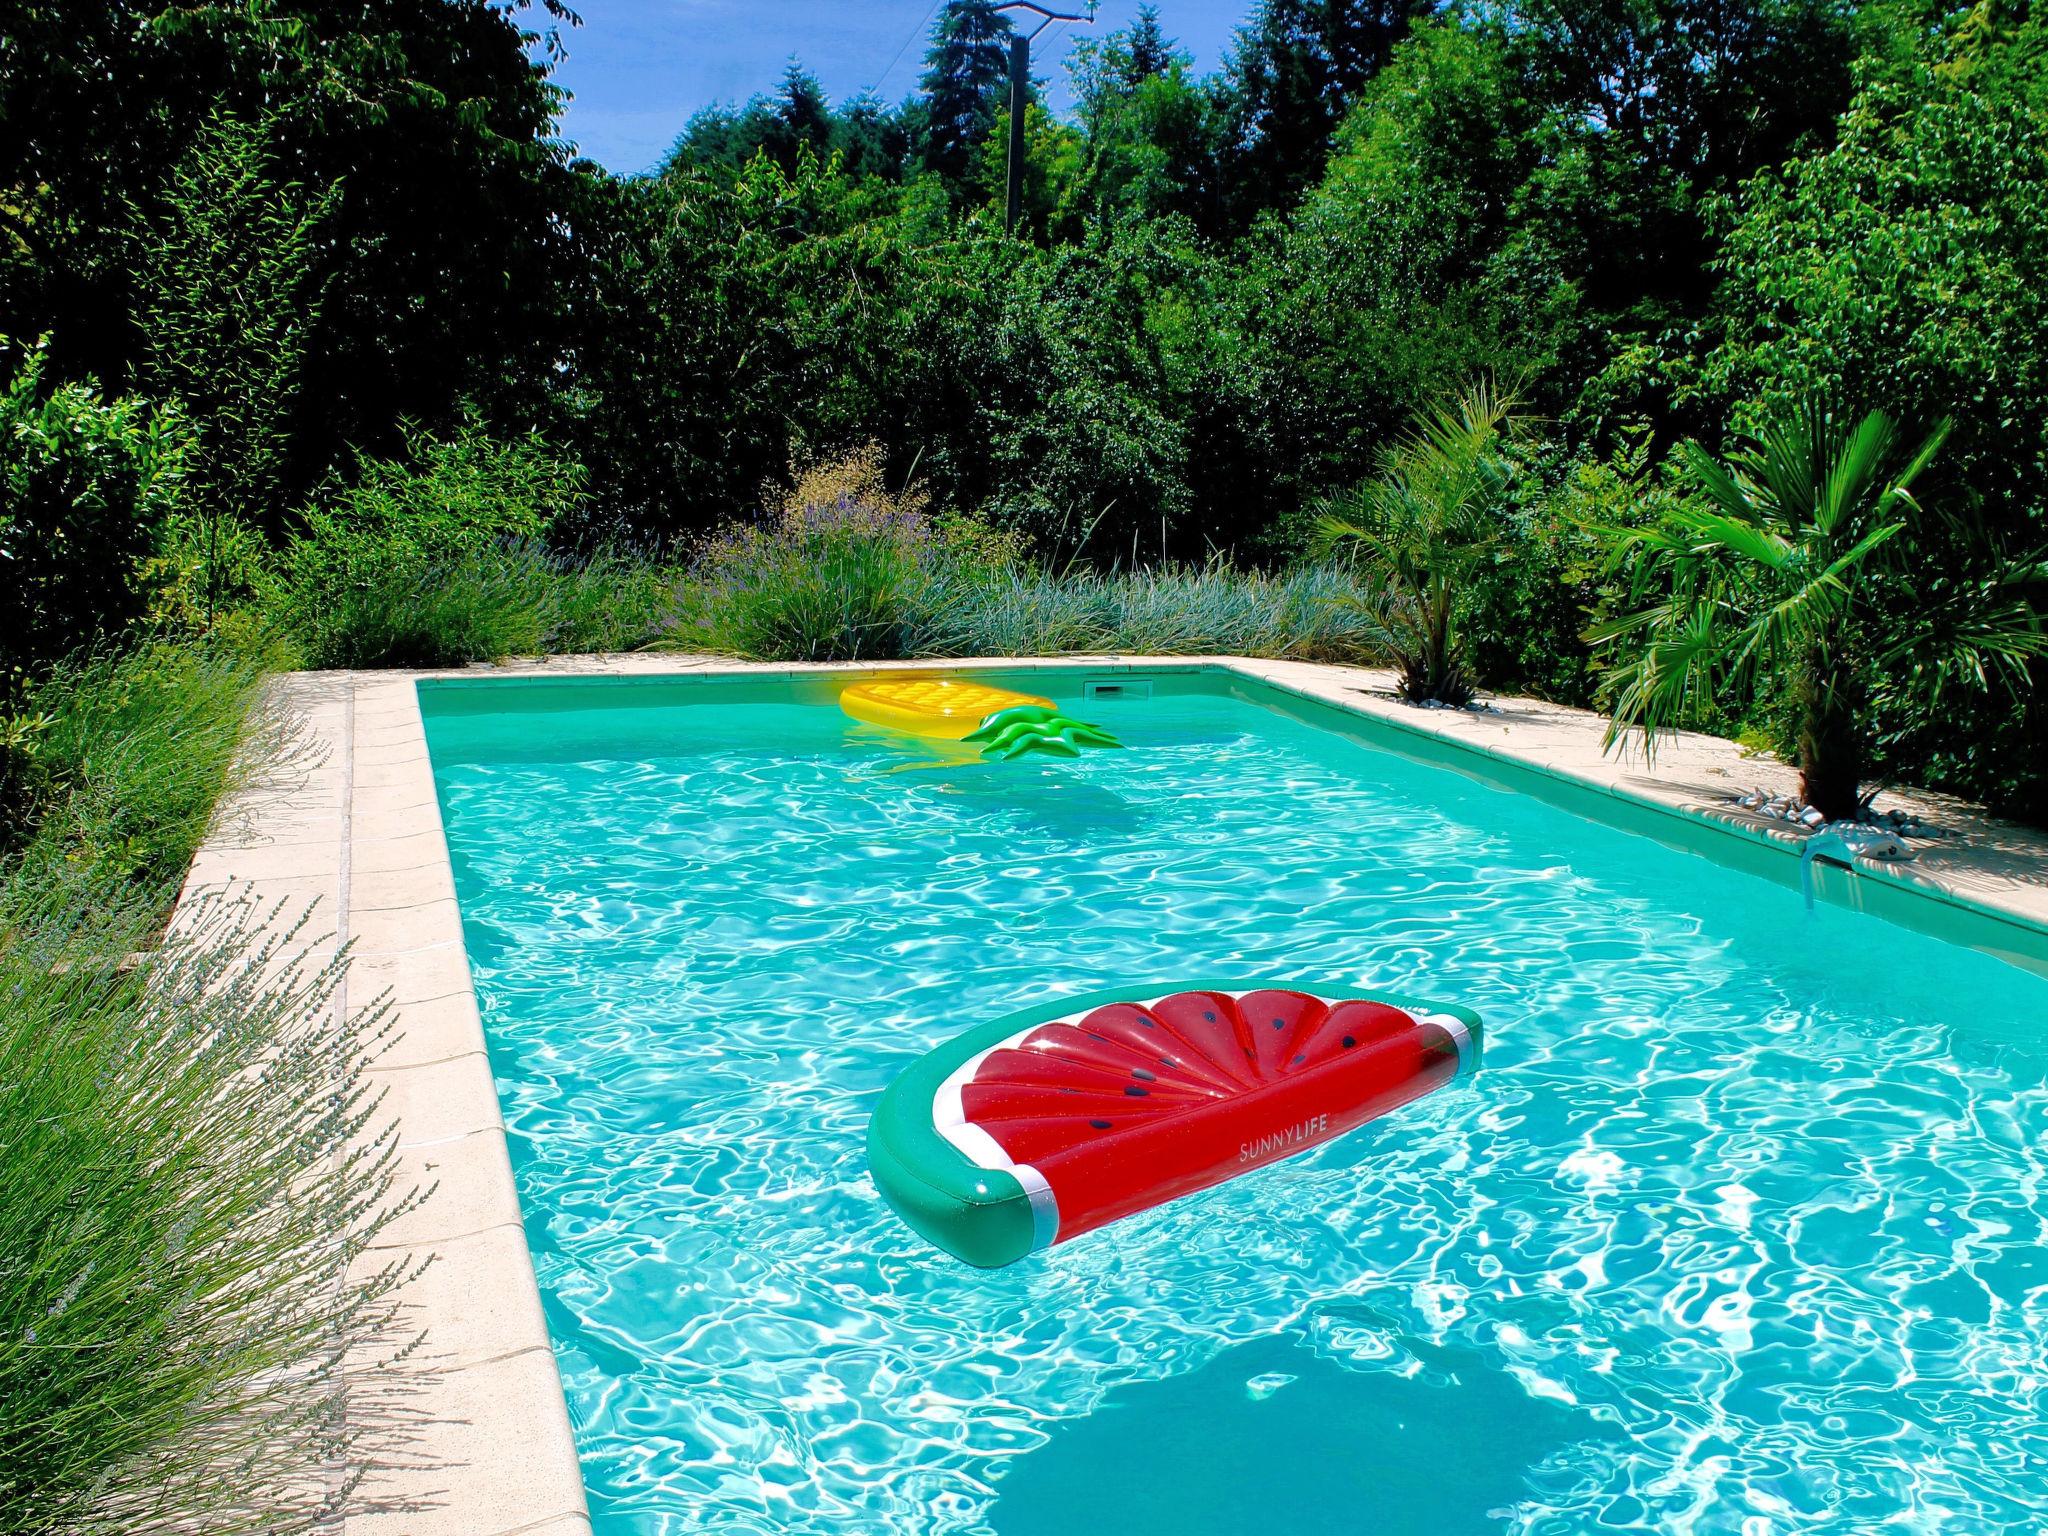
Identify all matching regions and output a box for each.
[418,666,2048,1536]
[420,665,2046,976]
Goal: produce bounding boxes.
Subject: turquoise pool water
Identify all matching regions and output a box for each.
[422,677,2048,1536]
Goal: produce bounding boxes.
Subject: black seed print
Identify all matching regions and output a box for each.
[1271,1017,1286,1031]
[1132,1067,1156,1081]
[1090,1119,1112,1130]
[1342,1035,1357,1048]
[1125,1085,1149,1097]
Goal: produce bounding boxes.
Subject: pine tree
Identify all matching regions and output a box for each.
[1070,3,1188,130]
[1125,3,1175,84]
[915,0,1015,181]
[834,91,912,181]
[766,59,833,166]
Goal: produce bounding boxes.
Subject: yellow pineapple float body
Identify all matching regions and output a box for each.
[838,678,1054,740]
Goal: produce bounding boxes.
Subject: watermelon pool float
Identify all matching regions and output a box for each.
[867,981,1482,1268]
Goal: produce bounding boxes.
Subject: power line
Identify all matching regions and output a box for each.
[868,0,946,98]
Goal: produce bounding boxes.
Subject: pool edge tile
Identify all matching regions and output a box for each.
[175,670,592,1534]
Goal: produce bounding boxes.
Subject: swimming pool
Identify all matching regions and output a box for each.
[421,670,2048,1535]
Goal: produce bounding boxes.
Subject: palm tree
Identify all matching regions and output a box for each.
[1314,379,1518,707]
[1590,399,2045,821]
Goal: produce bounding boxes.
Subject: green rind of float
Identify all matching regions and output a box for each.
[866,979,1483,1270]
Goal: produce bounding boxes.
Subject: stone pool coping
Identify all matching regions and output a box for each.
[176,653,2048,1534]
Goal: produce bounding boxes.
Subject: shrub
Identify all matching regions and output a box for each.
[1464,427,1675,708]
[690,445,976,661]
[266,420,603,666]
[132,112,335,621]
[1314,379,1519,705]
[0,885,416,1535]
[692,496,948,662]
[0,338,188,698]
[1590,398,2046,820]
[0,629,415,1534]
[283,541,679,670]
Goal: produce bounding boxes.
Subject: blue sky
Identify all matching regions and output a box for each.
[533,0,1254,174]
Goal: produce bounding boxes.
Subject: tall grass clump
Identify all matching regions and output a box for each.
[0,638,275,918]
[277,539,679,669]
[911,563,1387,661]
[264,419,677,667]
[0,885,418,1534]
[693,499,945,661]
[686,444,1386,664]
[687,444,985,661]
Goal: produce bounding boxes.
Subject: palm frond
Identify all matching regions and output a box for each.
[1806,407,1892,535]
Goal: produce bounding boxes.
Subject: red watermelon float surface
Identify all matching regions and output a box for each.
[867,982,1481,1267]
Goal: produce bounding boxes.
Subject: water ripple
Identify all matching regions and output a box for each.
[428,694,2048,1535]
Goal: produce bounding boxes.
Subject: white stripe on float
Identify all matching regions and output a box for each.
[1417,1011,1477,1076]
[933,1038,1064,1250]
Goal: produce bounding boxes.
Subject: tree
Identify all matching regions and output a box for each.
[833,91,911,181]
[1499,0,1856,329]
[1590,400,2046,820]
[1314,379,1520,706]
[1064,6,1221,231]
[1213,0,1431,226]
[764,60,833,169]
[1125,3,1176,81]
[1251,21,1555,490]
[0,0,583,490]
[1071,2,1180,119]
[915,0,1015,183]
[130,113,334,616]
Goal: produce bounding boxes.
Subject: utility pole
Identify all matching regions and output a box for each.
[994,2,1093,234]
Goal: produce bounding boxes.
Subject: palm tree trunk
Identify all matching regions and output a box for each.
[1404,582,1473,707]
[1796,656,1864,823]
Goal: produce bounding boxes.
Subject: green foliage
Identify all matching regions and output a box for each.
[1464,427,1677,707]
[0,339,188,698]
[131,112,334,619]
[1251,21,1559,491]
[914,562,1386,661]
[1590,398,2045,818]
[1213,0,1431,228]
[0,639,274,914]
[267,419,591,665]
[0,627,413,1534]
[915,0,1015,183]
[3,0,581,487]
[1315,380,1520,705]
[1706,6,2048,552]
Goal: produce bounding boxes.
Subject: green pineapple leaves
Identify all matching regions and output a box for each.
[963,704,1125,760]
